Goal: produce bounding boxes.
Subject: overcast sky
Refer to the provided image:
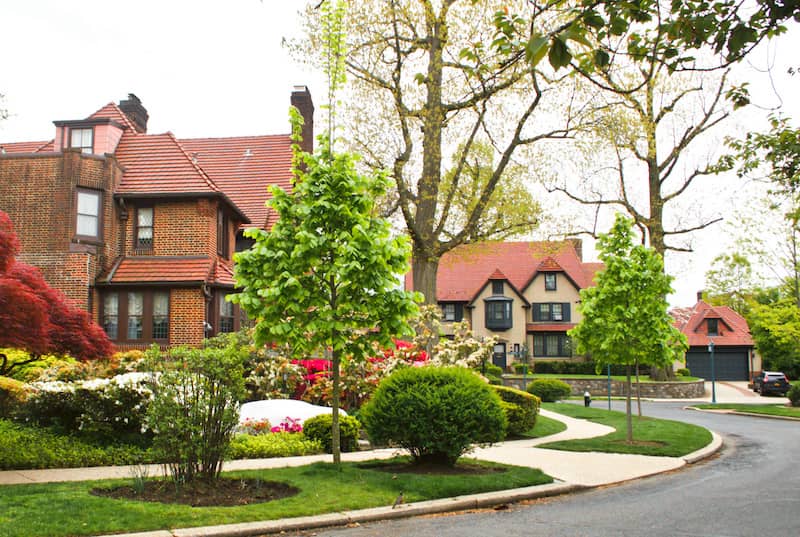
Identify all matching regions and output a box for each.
[2,1,798,306]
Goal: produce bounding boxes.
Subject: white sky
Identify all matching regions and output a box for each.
[1,1,798,306]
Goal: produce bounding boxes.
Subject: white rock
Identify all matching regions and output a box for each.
[239,399,347,426]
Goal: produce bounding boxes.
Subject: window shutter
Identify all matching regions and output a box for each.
[563,303,571,322]
[455,303,463,322]
[532,304,541,321]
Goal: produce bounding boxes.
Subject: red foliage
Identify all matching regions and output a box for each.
[0,211,20,275]
[0,210,112,361]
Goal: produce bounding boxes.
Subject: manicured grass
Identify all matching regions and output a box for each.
[0,458,550,537]
[519,414,567,438]
[537,403,712,457]
[692,403,800,418]
[507,374,700,382]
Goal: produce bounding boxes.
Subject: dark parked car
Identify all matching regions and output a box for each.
[753,371,791,396]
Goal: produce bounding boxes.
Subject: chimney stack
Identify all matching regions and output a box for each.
[119,93,149,133]
[697,290,704,302]
[290,86,314,154]
[568,238,583,261]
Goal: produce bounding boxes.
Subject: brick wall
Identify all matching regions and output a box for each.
[125,198,221,257]
[170,287,206,345]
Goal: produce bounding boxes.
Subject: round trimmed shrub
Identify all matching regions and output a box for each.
[676,368,691,377]
[527,378,572,402]
[360,366,507,466]
[0,377,30,418]
[490,385,539,436]
[788,384,800,407]
[302,413,361,453]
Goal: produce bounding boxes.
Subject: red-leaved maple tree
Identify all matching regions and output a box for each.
[0,210,113,375]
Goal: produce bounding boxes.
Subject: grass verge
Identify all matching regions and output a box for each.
[0,457,551,537]
[520,414,567,438]
[692,403,800,418]
[537,403,712,457]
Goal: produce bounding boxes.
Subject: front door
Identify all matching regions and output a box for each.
[492,343,507,369]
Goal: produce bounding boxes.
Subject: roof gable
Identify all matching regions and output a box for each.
[670,300,753,347]
[88,102,139,133]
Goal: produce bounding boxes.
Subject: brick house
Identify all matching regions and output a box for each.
[0,88,314,349]
[670,295,758,381]
[406,241,603,369]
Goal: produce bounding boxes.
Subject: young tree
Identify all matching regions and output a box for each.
[294,0,583,304]
[231,113,419,464]
[0,210,112,375]
[569,214,687,441]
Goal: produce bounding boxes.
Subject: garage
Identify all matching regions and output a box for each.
[686,347,750,381]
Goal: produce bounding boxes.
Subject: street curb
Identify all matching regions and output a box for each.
[682,430,723,464]
[685,406,800,422]
[95,483,583,537]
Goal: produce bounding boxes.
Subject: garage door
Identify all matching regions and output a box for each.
[686,349,749,381]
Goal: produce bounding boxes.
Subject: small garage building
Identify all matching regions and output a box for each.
[671,297,757,382]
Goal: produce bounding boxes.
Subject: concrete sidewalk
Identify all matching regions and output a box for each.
[0,409,722,537]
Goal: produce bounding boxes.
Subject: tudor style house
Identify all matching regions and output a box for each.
[670,295,758,381]
[406,241,603,369]
[0,88,314,349]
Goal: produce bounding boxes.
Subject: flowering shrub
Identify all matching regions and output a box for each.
[16,372,153,445]
[270,416,303,433]
[238,417,272,435]
[0,376,31,417]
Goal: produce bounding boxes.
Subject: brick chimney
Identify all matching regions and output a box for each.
[697,290,704,302]
[568,238,583,261]
[119,94,148,133]
[290,86,314,154]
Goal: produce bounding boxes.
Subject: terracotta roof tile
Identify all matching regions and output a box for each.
[103,256,214,284]
[406,241,598,302]
[88,102,139,132]
[213,259,236,286]
[0,140,55,153]
[179,135,294,229]
[670,300,754,347]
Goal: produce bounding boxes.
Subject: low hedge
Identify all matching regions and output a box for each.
[490,385,539,436]
[227,432,323,459]
[527,378,572,402]
[302,414,361,453]
[788,384,800,407]
[0,419,154,470]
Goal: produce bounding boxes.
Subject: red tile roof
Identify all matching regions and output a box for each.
[88,103,139,132]
[180,135,293,229]
[0,140,55,153]
[213,259,236,286]
[102,256,214,284]
[406,241,601,302]
[670,300,754,347]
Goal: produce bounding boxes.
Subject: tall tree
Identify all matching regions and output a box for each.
[295,0,583,303]
[569,214,687,441]
[704,252,759,315]
[231,113,418,464]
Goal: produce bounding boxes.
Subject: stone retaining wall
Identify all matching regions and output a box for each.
[503,377,705,399]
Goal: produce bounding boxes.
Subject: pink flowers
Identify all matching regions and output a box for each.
[270,416,303,434]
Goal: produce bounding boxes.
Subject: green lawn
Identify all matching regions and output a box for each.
[520,413,568,438]
[0,458,551,537]
[537,403,712,456]
[692,403,800,418]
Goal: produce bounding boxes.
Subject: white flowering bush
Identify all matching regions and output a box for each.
[17,372,153,445]
[430,321,496,369]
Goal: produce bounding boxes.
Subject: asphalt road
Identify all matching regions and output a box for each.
[296,402,800,537]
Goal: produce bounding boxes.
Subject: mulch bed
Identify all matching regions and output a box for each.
[91,478,299,507]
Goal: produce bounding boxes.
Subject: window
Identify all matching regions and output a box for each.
[442,303,456,321]
[76,189,101,239]
[533,333,572,357]
[220,294,234,333]
[136,207,154,250]
[491,280,504,295]
[533,303,571,322]
[70,128,93,153]
[103,293,119,339]
[544,273,557,291]
[707,318,719,336]
[485,298,512,330]
[217,210,229,258]
[100,290,170,342]
[152,292,169,339]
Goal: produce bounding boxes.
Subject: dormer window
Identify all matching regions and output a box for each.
[707,318,719,336]
[545,273,557,291]
[70,128,93,153]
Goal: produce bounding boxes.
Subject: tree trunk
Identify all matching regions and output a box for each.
[625,364,633,443]
[412,252,440,305]
[635,359,642,417]
[331,346,341,466]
